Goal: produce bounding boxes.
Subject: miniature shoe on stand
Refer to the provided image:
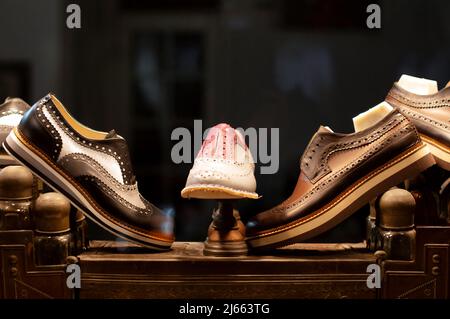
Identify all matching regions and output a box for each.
[246,104,435,250]
[0,97,30,166]
[3,94,174,250]
[181,123,258,199]
[181,123,258,256]
[385,74,450,170]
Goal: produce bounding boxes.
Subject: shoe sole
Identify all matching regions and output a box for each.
[246,142,435,250]
[420,134,450,171]
[4,128,173,250]
[181,184,259,199]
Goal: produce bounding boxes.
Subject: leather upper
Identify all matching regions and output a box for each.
[17,94,173,239]
[386,83,450,146]
[247,109,420,235]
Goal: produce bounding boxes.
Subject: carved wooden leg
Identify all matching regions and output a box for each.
[204,200,248,256]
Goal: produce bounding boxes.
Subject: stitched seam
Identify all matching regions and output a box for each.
[191,166,254,178]
[196,156,255,168]
[306,116,404,183]
[388,91,450,109]
[58,153,136,191]
[0,110,24,115]
[396,105,450,130]
[35,105,62,160]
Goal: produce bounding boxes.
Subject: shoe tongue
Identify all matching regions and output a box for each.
[353,102,393,132]
[105,129,118,139]
[318,126,333,133]
[398,74,438,95]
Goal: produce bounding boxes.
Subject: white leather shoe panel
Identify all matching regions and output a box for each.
[186,157,256,193]
[42,106,125,184]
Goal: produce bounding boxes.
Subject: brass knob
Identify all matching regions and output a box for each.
[0,166,33,199]
[379,188,415,229]
[34,192,71,233]
[432,254,441,264]
[432,266,440,276]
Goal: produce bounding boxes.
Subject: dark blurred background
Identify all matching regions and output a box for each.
[0,0,449,243]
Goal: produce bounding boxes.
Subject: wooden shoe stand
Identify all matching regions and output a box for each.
[203,200,248,257]
[0,155,87,299]
[0,153,449,298]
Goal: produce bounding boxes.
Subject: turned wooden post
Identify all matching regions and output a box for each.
[0,165,34,230]
[33,192,72,265]
[377,188,416,260]
[204,200,248,256]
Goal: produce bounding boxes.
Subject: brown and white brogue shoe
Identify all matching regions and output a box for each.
[246,103,435,250]
[386,74,450,170]
[3,94,174,250]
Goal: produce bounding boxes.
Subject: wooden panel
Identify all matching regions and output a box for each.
[0,230,72,299]
[79,241,376,299]
[381,227,450,299]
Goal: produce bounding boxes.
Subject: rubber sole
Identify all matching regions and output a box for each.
[181,184,259,199]
[246,142,435,250]
[420,134,450,171]
[4,128,173,250]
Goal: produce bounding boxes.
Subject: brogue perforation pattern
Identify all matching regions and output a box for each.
[273,121,416,213]
[78,175,153,216]
[390,103,450,130]
[302,115,404,183]
[39,96,134,185]
[59,153,138,192]
[36,100,62,161]
[388,90,450,109]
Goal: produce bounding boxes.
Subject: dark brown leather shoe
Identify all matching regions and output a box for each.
[246,109,434,250]
[386,79,450,170]
[3,94,174,250]
[0,97,30,165]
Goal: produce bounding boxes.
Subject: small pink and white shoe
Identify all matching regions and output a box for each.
[181,123,259,199]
